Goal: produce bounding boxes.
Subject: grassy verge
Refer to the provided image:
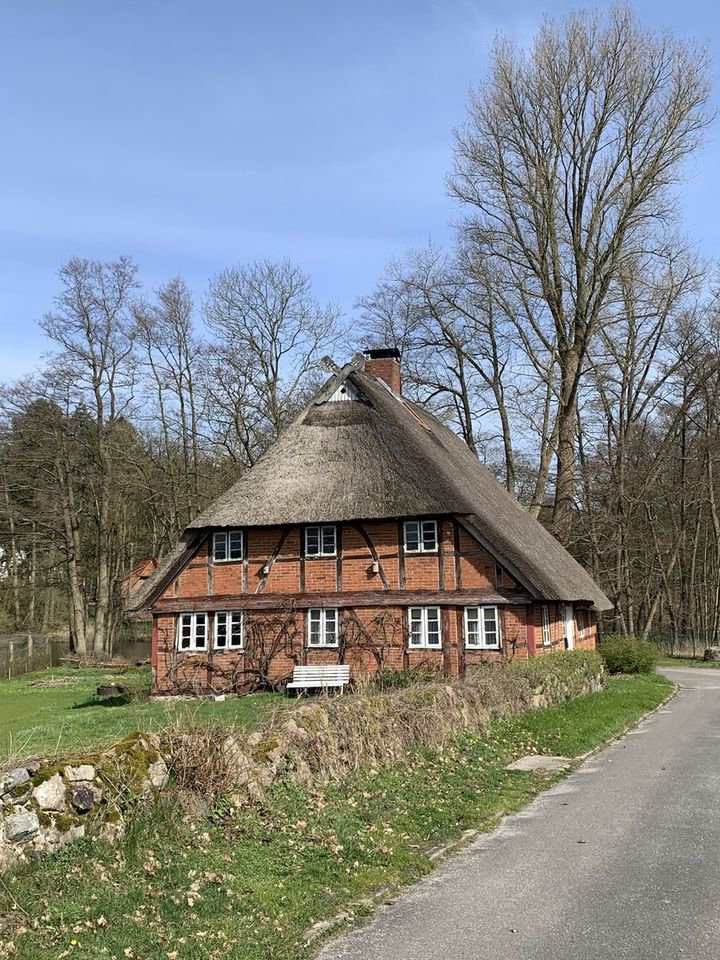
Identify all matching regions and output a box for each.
[0,667,285,760]
[0,673,673,960]
[657,655,720,669]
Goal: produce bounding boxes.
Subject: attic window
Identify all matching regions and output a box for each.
[213,530,243,562]
[403,520,438,553]
[306,525,336,557]
[327,380,360,402]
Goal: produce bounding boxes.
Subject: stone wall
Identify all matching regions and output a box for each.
[0,733,168,871]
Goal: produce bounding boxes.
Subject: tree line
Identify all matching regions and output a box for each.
[1,6,718,653]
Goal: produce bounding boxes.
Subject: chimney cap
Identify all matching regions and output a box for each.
[363,347,401,361]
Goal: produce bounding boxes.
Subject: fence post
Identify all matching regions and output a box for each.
[8,640,14,679]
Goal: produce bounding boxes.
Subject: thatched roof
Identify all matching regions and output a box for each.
[132,365,612,611]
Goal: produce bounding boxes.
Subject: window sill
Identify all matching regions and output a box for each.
[466,645,501,651]
[214,646,245,652]
[212,558,244,564]
[305,554,338,560]
[404,549,438,555]
[307,643,339,649]
[176,647,208,654]
[407,646,442,652]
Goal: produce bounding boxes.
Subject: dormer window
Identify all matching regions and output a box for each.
[213,530,243,562]
[305,524,337,557]
[403,519,438,553]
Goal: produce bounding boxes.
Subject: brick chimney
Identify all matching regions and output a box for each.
[364,348,402,394]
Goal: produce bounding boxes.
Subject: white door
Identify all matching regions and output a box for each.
[564,604,575,650]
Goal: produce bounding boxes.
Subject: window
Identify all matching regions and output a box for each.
[305,525,337,557]
[577,609,587,636]
[177,613,207,651]
[408,606,441,649]
[308,608,338,647]
[213,530,243,562]
[215,611,244,650]
[464,606,501,649]
[403,520,438,553]
[541,605,552,646]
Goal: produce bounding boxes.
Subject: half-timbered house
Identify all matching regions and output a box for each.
[129,349,612,695]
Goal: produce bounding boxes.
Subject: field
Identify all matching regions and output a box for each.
[0,666,285,760]
[0,673,674,960]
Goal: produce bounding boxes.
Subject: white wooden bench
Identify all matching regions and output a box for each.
[286,664,350,693]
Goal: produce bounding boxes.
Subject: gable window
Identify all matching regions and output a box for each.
[305,525,337,557]
[408,606,441,649]
[541,605,552,646]
[308,608,338,647]
[177,613,207,652]
[403,520,438,553]
[215,611,244,650]
[464,606,501,649]
[213,530,243,562]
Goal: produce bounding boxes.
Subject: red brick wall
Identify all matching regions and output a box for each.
[152,603,543,695]
[151,520,594,694]
[158,519,527,601]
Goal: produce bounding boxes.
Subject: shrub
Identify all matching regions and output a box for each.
[598,634,658,674]
[366,667,443,691]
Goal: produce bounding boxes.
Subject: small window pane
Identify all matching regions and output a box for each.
[483,607,499,647]
[324,609,337,644]
[195,615,207,648]
[322,526,336,555]
[422,521,437,551]
[404,522,420,552]
[426,608,440,646]
[409,607,423,646]
[213,532,227,561]
[306,527,320,556]
[216,613,228,648]
[230,613,244,647]
[465,608,480,647]
[309,608,322,645]
[229,530,243,560]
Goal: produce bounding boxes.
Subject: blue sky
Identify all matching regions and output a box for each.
[1,0,719,380]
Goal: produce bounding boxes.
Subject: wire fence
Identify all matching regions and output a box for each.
[646,629,718,659]
[0,634,69,679]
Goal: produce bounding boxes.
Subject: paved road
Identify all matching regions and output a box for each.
[319,669,720,960]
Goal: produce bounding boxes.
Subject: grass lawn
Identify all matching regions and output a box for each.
[657,655,720,669]
[0,673,674,960]
[0,666,285,761]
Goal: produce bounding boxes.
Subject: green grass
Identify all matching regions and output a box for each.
[0,666,285,760]
[0,673,674,960]
[657,655,720,669]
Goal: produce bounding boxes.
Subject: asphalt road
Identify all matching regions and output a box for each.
[319,668,720,960]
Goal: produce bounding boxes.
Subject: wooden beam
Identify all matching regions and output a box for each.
[350,522,390,590]
[153,588,534,614]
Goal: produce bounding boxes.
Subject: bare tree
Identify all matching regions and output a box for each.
[39,256,138,655]
[203,259,342,464]
[450,5,712,540]
[132,277,205,540]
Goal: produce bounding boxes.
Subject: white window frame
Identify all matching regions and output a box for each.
[212,529,243,563]
[464,606,501,649]
[307,608,339,647]
[541,605,552,646]
[403,519,438,554]
[407,606,442,649]
[177,613,208,652]
[305,525,337,558]
[214,611,245,650]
